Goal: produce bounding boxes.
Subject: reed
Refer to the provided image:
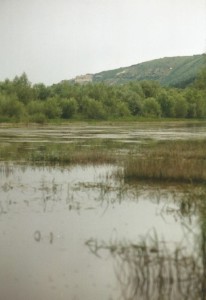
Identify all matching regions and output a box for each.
[0,141,117,165]
[85,230,204,300]
[123,140,206,183]
[29,146,115,165]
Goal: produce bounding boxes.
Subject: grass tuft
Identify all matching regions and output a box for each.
[123,140,206,183]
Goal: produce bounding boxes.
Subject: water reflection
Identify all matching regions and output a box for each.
[1,122,206,144]
[86,232,204,300]
[85,186,206,300]
[0,162,206,300]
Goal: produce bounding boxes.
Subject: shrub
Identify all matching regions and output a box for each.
[43,97,62,119]
[143,97,161,117]
[60,97,78,119]
[82,97,106,119]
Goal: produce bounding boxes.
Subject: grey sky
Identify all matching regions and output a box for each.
[0,0,206,85]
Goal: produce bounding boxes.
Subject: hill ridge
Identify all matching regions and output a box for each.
[90,54,205,87]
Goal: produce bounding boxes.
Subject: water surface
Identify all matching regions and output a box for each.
[0,122,205,300]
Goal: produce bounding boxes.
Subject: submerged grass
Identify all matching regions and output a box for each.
[0,131,206,183]
[123,140,206,183]
[86,228,205,300]
[0,140,119,165]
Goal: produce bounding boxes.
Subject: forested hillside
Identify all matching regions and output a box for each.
[93,54,205,88]
[0,61,205,123]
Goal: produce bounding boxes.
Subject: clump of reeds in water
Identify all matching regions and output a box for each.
[123,140,206,183]
[85,232,204,300]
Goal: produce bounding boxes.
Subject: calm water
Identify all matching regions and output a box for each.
[0,123,205,300]
[0,121,206,143]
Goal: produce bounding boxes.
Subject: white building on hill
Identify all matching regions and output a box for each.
[75,74,93,84]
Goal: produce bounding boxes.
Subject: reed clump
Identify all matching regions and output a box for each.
[123,140,206,183]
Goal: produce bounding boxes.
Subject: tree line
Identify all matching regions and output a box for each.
[0,69,205,123]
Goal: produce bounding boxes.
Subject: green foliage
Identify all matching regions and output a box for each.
[33,83,50,100]
[0,94,26,120]
[174,95,188,118]
[60,97,78,119]
[115,102,131,117]
[194,64,206,90]
[157,91,175,117]
[93,54,205,88]
[13,73,34,104]
[0,68,205,123]
[143,97,161,117]
[81,96,106,119]
[43,97,62,119]
[184,88,206,118]
[140,81,160,98]
[29,113,47,124]
[27,100,44,115]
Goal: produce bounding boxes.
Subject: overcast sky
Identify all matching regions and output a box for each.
[0,0,206,85]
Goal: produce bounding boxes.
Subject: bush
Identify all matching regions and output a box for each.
[0,95,26,120]
[29,113,47,124]
[27,100,44,115]
[43,97,62,119]
[115,102,131,117]
[60,97,78,119]
[174,96,188,118]
[143,97,161,117]
[82,97,106,119]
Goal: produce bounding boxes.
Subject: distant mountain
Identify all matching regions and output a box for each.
[92,54,205,88]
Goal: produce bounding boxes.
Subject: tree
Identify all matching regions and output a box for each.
[143,97,161,117]
[33,83,50,100]
[128,81,144,98]
[184,88,206,118]
[125,92,143,116]
[44,97,62,119]
[60,98,78,119]
[174,95,188,118]
[27,100,45,115]
[0,95,26,120]
[194,64,206,90]
[81,96,106,119]
[140,80,160,98]
[157,91,175,117]
[115,102,131,117]
[13,73,34,104]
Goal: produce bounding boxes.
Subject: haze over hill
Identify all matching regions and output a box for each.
[74,54,205,88]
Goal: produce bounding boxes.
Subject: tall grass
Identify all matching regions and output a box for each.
[123,140,206,183]
[0,141,117,165]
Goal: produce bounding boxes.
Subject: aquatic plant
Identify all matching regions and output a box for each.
[86,230,205,300]
[123,140,206,183]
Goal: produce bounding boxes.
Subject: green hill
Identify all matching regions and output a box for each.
[93,54,205,87]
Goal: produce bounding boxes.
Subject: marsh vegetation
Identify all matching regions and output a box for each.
[0,122,206,300]
[0,64,205,123]
[123,139,206,183]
